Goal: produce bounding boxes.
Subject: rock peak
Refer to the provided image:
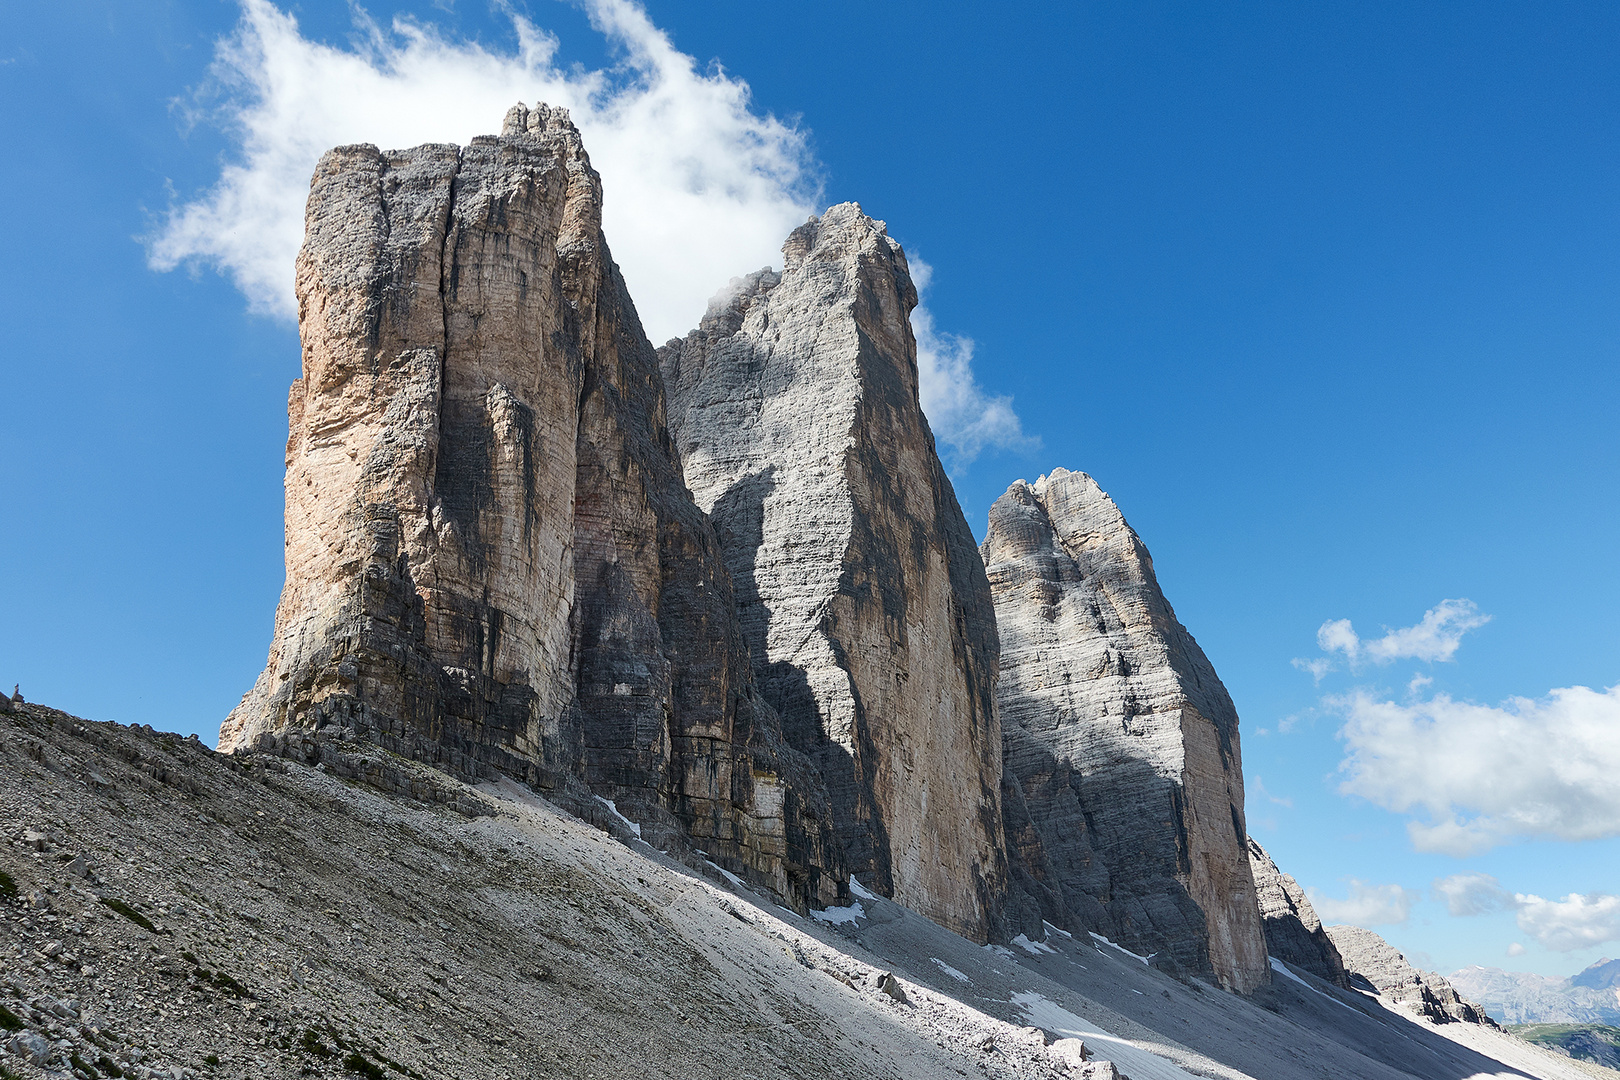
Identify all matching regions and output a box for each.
[985,468,1270,992]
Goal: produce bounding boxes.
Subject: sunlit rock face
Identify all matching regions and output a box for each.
[982,468,1270,992]
[223,104,846,912]
[658,204,1014,943]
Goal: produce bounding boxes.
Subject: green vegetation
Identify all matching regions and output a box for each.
[98,897,155,932]
[97,1055,125,1077]
[1509,1023,1620,1069]
[343,1050,387,1079]
[0,1062,24,1080]
[69,1052,100,1078]
[0,869,17,899]
[203,1054,221,1067]
[0,1003,21,1031]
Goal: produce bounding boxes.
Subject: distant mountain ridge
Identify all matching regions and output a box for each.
[1450,961,1620,1025]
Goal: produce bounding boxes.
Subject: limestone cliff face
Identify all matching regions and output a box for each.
[657,205,1012,943]
[1247,839,1349,987]
[1327,925,1496,1025]
[981,469,1269,992]
[223,104,845,910]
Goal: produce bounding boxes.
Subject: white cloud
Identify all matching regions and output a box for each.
[1248,774,1293,809]
[1292,657,1333,683]
[1298,599,1490,676]
[1308,879,1418,927]
[149,1,1028,466]
[149,0,816,342]
[1515,893,1620,953]
[907,256,1033,468]
[1335,683,1620,855]
[1506,942,1526,957]
[1433,873,1514,917]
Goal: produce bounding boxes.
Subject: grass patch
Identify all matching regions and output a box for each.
[69,1052,100,1078]
[203,1054,220,1067]
[299,1030,334,1058]
[0,1063,23,1080]
[0,1003,21,1031]
[343,1051,386,1080]
[0,870,16,900]
[97,1056,125,1078]
[98,897,155,932]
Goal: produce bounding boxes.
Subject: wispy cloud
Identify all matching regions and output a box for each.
[1295,599,1490,677]
[1431,875,1620,952]
[1308,879,1419,926]
[1335,683,1620,855]
[908,255,1034,469]
[148,0,817,342]
[1514,893,1620,952]
[148,1,1026,469]
[1432,873,1514,917]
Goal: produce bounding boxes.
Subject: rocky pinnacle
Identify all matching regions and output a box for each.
[658,205,1013,943]
[982,468,1270,992]
[223,103,846,911]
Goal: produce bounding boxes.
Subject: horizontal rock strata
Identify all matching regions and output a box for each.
[1327,924,1495,1025]
[982,468,1269,992]
[223,103,844,910]
[658,205,1012,942]
[1247,839,1349,987]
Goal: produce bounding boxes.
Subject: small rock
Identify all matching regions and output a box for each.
[67,853,92,879]
[10,684,23,705]
[7,1030,50,1066]
[877,973,910,1005]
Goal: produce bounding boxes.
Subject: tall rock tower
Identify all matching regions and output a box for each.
[658,205,1012,942]
[223,105,845,911]
[982,468,1270,991]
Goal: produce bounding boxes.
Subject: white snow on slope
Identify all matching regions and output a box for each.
[1013,933,1057,955]
[1269,958,1363,1014]
[1012,991,1200,1080]
[1089,932,1152,965]
[811,901,866,925]
[594,796,642,838]
[931,958,972,984]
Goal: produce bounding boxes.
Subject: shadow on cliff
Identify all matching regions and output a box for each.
[711,468,894,890]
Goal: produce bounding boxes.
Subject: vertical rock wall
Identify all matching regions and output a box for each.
[982,468,1270,991]
[223,105,845,910]
[657,205,1012,943]
[1247,839,1350,987]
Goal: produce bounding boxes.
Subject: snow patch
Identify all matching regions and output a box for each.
[1042,920,1074,939]
[931,958,971,984]
[849,876,879,900]
[1011,992,1199,1080]
[811,901,866,926]
[593,796,641,839]
[982,944,1017,962]
[1269,958,1364,1014]
[1013,933,1057,955]
[701,857,745,889]
[1089,931,1151,965]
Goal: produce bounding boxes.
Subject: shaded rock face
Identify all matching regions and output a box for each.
[223,103,845,910]
[657,205,1012,943]
[1327,925,1496,1026]
[981,468,1269,992]
[1247,839,1349,988]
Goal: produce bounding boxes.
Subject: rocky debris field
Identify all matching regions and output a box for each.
[0,703,1124,1080]
[1,700,1609,1080]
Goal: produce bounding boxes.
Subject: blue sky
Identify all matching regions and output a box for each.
[3,1,1617,982]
